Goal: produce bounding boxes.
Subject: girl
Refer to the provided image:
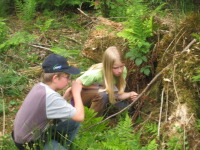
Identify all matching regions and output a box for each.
[73,46,138,117]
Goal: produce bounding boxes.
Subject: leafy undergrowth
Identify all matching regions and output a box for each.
[1,6,200,150]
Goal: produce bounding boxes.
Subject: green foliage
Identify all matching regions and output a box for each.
[0,18,9,44]
[143,121,158,136]
[0,0,9,17]
[118,2,165,76]
[0,99,8,115]
[35,19,54,33]
[166,137,182,150]
[73,112,159,150]
[72,107,108,149]
[15,0,36,22]
[0,134,18,150]
[192,33,200,42]
[94,0,129,21]
[101,113,140,150]
[0,31,38,53]
[49,47,81,59]
[0,68,28,97]
[35,0,88,11]
[197,119,200,131]
[192,68,200,82]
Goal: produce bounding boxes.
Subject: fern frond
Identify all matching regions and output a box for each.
[144,121,158,136]
[0,31,38,53]
[15,0,24,19]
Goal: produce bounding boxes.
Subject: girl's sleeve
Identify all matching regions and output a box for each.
[78,69,101,86]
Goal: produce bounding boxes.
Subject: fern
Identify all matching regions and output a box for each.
[0,18,9,44]
[101,113,142,150]
[23,0,36,21]
[0,31,38,53]
[15,0,24,20]
[72,107,108,150]
[143,121,158,137]
[15,0,36,21]
[118,1,164,76]
[35,19,54,33]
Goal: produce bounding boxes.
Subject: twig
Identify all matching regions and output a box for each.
[158,87,165,138]
[65,37,81,45]
[165,82,169,122]
[77,8,94,21]
[1,88,5,136]
[161,28,184,63]
[30,44,51,51]
[181,39,197,53]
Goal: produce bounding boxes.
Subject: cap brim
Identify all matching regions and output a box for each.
[62,66,81,75]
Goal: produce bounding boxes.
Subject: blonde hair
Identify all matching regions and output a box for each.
[41,72,66,84]
[102,46,126,104]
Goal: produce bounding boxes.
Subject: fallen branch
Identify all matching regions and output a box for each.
[158,87,165,138]
[182,39,197,53]
[30,44,51,51]
[77,8,94,21]
[1,88,5,136]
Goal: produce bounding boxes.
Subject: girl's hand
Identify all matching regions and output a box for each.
[129,91,138,101]
[63,87,72,100]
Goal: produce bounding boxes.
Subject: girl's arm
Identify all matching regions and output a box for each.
[118,91,138,101]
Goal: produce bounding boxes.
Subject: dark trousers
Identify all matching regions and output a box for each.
[12,119,80,150]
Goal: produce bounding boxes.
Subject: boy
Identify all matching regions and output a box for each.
[12,54,84,150]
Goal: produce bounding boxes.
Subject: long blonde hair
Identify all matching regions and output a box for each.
[102,46,126,104]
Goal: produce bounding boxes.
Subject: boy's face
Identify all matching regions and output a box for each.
[53,74,71,90]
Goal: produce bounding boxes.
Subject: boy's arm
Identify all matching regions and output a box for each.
[71,79,84,122]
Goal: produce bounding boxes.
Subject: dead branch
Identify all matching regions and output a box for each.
[158,87,165,138]
[1,88,5,136]
[65,37,81,45]
[77,8,94,21]
[182,39,197,53]
[30,44,51,51]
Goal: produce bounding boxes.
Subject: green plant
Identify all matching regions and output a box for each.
[197,119,200,131]
[143,121,158,136]
[15,0,36,22]
[35,0,88,11]
[0,134,18,150]
[101,113,140,150]
[0,18,9,44]
[192,68,200,82]
[166,137,182,150]
[0,31,38,53]
[72,107,108,149]
[0,0,9,17]
[0,69,28,97]
[0,98,8,115]
[93,0,129,21]
[118,1,164,76]
[35,19,54,33]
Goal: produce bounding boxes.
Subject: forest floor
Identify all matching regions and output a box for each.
[1,8,200,149]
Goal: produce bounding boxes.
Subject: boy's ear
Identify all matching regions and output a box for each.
[52,74,59,81]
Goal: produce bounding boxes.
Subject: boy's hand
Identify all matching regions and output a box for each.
[63,87,72,100]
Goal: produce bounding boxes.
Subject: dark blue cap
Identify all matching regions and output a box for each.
[42,54,80,75]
